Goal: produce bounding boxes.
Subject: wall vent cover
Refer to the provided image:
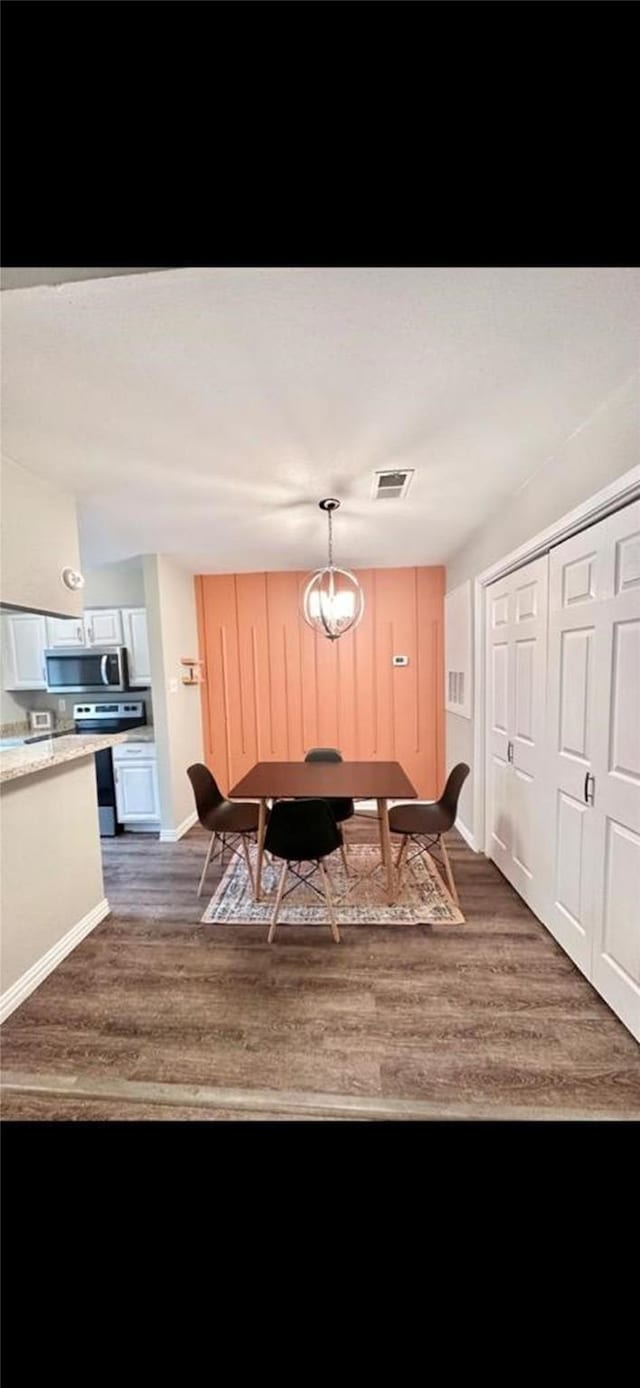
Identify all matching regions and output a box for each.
[372,468,415,500]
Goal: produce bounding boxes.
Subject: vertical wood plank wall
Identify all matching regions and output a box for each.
[195,568,445,798]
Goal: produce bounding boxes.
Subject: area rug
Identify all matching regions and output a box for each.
[201,843,465,926]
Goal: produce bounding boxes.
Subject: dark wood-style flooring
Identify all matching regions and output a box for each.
[2,824,640,1120]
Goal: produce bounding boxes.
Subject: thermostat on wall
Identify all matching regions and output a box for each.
[392,655,409,666]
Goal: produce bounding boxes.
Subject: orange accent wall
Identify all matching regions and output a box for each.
[195,567,445,798]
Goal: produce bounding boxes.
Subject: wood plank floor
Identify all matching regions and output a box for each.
[2,824,640,1120]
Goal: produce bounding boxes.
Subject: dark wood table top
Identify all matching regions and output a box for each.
[229,760,417,801]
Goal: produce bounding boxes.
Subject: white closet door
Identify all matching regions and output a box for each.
[487,575,512,882]
[486,554,549,916]
[590,502,640,1040]
[544,518,609,972]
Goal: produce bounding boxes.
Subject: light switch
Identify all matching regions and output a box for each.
[169,678,178,694]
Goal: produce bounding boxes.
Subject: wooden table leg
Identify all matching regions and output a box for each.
[254,798,268,901]
[377,797,396,904]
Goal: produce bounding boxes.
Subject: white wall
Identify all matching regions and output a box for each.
[81,559,145,609]
[445,371,640,841]
[0,455,83,617]
[143,555,203,837]
[1,757,106,1001]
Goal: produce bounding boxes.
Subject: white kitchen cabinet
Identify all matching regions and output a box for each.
[45,616,87,648]
[121,608,151,686]
[84,608,123,646]
[2,613,48,689]
[114,754,160,822]
[46,610,123,648]
[3,604,151,695]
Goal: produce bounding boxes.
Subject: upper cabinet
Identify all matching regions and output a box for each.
[2,613,48,689]
[84,609,123,646]
[45,609,123,649]
[3,607,150,691]
[45,616,87,648]
[121,608,151,687]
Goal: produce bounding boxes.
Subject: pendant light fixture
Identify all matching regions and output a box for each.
[301,498,365,640]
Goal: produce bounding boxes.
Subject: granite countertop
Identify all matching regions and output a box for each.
[0,732,129,785]
[124,728,155,743]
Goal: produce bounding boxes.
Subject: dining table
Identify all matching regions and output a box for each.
[228,760,417,905]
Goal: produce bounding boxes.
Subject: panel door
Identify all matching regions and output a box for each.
[84,609,123,646]
[486,555,548,916]
[508,555,549,913]
[543,517,609,972]
[121,608,151,686]
[3,614,48,689]
[114,760,159,821]
[590,502,640,1040]
[46,616,86,648]
[486,575,512,880]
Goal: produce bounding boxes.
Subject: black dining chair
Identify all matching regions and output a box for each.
[263,798,343,943]
[304,747,354,872]
[187,763,265,898]
[388,763,470,906]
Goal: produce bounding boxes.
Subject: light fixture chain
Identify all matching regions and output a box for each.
[327,506,334,566]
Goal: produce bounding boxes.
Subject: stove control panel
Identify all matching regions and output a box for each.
[74,702,145,720]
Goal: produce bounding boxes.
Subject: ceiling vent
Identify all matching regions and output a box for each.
[372,468,415,501]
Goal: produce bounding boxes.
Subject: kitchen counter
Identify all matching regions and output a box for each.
[0,731,128,785]
[124,727,155,743]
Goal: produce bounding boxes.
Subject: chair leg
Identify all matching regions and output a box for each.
[440,835,460,907]
[395,834,409,885]
[339,842,350,876]
[197,831,217,897]
[267,860,288,943]
[319,859,340,943]
[241,834,256,897]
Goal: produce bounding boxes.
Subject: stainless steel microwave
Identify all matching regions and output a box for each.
[44,646,130,694]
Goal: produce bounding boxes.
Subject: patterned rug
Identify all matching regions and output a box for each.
[201,843,465,926]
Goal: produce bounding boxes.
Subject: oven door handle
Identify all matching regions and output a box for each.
[100,655,109,686]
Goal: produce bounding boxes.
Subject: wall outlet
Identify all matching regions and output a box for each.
[392,655,409,667]
[169,678,178,694]
[58,699,67,712]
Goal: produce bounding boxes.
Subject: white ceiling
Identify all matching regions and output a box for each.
[1,266,639,574]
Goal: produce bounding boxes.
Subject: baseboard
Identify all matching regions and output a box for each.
[455,817,478,852]
[159,810,198,843]
[0,898,110,1024]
